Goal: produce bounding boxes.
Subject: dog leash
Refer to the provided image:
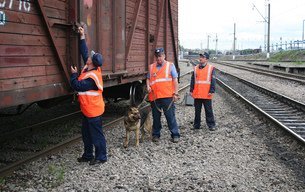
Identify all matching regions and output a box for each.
[175,93,187,106]
[137,93,148,108]
[151,90,176,113]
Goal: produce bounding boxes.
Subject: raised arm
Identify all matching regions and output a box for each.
[78,27,89,64]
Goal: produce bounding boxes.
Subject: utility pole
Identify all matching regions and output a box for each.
[253,2,270,58]
[215,33,218,56]
[263,0,269,52]
[302,20,305,43]
[207,35,210,51]
[267,3,270,58]
[233,23,236,60]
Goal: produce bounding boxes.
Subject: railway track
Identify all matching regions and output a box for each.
[216,69,305,144]
[0,111,82,143]
[0,116,125,177]
[0,71,193,143]
[213,60,305,84]
[0,70,193,177]
[0,98,135,177]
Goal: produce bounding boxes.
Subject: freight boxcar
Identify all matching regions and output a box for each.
[0,0,179,111]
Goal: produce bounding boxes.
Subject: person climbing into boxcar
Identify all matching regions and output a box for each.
[190,52,216,131]
[70,26,107,165]
[146,47,180,143]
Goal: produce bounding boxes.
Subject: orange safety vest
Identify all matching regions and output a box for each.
[192,63,214,100]
[148,61,174,101]
[78,66,105,117]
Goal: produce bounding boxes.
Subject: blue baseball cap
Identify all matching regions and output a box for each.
[199,52,209,59]
[91,50,103,66]
[155,47,165,56]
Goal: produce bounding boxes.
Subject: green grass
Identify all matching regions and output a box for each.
[270,50,305,63]
[48,164,65,187]
[0,177,5,190]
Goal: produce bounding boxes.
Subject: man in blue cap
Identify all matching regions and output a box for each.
[70,26,107,165]
[146,47,180,143]
[190,52,216,131]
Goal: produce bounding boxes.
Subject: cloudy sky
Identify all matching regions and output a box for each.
[178,0,305,51]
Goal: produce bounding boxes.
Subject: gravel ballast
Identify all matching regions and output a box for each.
[212,62,305,103]
[1,83,305,191]
[1,62,305,191]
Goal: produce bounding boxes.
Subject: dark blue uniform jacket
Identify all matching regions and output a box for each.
[70,39,101,92]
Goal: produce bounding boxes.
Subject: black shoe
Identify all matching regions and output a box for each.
[89,159,107,165]
[77,157,93,162]
[209,126,216,131]
[152,137,160,143]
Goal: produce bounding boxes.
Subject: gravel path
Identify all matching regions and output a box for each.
[1,61,305,191]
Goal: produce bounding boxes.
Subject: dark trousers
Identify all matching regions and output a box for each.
[151,98,180,139]
[81,115,107,161]
[193,99,215,129]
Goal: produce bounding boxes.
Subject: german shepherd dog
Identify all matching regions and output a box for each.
[123,106,152,148]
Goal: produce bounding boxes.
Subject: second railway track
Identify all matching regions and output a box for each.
[213,60,305,84]
[216,69,305,144]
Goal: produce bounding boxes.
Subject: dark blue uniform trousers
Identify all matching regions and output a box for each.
[151,98,180,139]
[193,99,215,129]
[81,116,107,161]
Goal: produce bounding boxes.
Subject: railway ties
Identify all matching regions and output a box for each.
[257,102,305,138]
[216,69,305,143]
[258,104,305,138]
[214,60,305,84]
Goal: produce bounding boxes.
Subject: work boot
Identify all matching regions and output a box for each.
[152,136,160,143]
[89,159,107,165]
[77,157,93,162]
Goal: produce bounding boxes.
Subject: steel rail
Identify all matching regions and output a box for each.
[0,116,125,177]
[0,76,192,177]
[216,70,305,145]
[0,111,82,143]
[214,61,305,84]
[0,70,192,144]
[180,70,193,78]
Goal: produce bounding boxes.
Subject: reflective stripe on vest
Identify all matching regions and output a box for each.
[149,62,172,86]
[78,67,105,117]
[192,64,214,99]
[82,72,103,91]
[78,91,101,96]
[194,64,212,84]
[148,61,174,101]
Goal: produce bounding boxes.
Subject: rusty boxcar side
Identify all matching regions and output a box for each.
[0,0,179,109]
